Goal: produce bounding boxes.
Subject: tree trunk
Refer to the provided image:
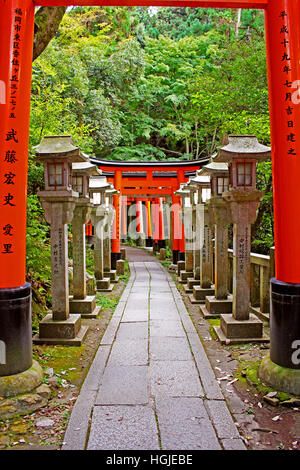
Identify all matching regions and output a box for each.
[33,7,67,61]
[235,9,242,38]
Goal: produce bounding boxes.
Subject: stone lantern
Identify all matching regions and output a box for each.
[69,161,101,318]
[89,176,113,292]
[174,185,193,283]
[186,173,214,304]
[198,161,232,318]
[185,174,210,303]
[103,186,120,283]
[213,135,271,343]
[33,135,89,345]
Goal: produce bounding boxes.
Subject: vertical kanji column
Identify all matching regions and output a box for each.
[0,1,36,377]
[111,169,122,269]
[260,0,300,394]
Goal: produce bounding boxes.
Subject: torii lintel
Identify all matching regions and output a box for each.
[34,0,269,8]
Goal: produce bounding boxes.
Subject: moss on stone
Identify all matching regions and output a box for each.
[234,359,297,402]
[0,361,43,399]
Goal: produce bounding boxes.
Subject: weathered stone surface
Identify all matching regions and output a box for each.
[36,418,54,429]
[150,361,204,397]
[220,313,263,339]
[116,259,125,275]
[156,397,221,450]
[35,384,51,400]
[116,322,148,341]
[0,360,43,398]
[87,406,159,450]
[150,337,192,362]
[204,400,241,439]
[0,392,48,419]
[150,320,185,338]
[259,355,300,396]
[96,366,149,405]
[221,438,246,450]
[108,339,148,366]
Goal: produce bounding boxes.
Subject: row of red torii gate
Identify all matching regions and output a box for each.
[85,156,209,266]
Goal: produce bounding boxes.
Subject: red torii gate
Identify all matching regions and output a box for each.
[1,0,300,387]
[91,158,207,265]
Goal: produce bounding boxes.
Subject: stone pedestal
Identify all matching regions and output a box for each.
[136,233,146,247]
[69,204,100,319]
[116,259,125,275]
[177,260,185,277]
[33,198,88,346]
[214,190,267,343]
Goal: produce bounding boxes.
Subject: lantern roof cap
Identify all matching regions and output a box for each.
[34,135,89,163]
[106,183,119,195]
[89,176,111,191]
[174,184,190,196]
[215,135,271,162]
[72,162,100,176]
[189,174,211,186]
[198,161,228,176]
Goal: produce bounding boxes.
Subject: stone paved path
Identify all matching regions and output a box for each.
[63,248,246,450]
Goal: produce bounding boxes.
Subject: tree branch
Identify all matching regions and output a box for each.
[33,6,67,62]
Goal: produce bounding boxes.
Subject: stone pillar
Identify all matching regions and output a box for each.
[34,199,88,345]
[192,202,215,305]
[215,190,265,343]
[91,206,112,292]
[104,204,119,283]
[179,204,193,283]
[69,204,100,318]
[199,197,232,317]
[185,199,200,294]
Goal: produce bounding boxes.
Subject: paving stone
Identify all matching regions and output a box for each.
[87,405,160,450]
[96,366,149,405]
[221,438,247,450]
[101,318,121,345]
[150,337,192,361]
[122,308,149,322]
[204,400,241,439]
[155,397,221,450]
[80,345,111,393]
[187,333,224,400]
[108,339,148,366]
[62,392,97,450]
[149,320,185,338]
[150,302,180,320]
[150,361,204,397]
[116,322,148,341]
